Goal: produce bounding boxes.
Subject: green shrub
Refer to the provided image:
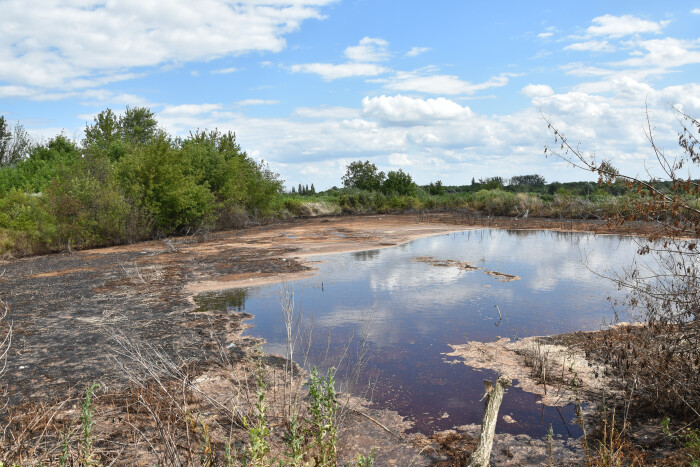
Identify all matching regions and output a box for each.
[46,156,130,249]
[0,189,55,254]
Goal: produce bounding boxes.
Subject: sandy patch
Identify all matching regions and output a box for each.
[444,336,615,407]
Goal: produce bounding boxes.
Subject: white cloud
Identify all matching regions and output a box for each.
[141,75,700,189]
[586,14,668,38]
[387,153,413,166]
[384,70,514,95]
[537,32,554,39]
[521,84,554,98]
[0,86,35,98]
[290,62,388,80]
[565,40,616,53]
[236,99,279,106]
[290,37,391,80]
[612,38,700,70]
[361,95,472,124]
[344,37,389,62]
[405,47,430,57]
[0,0,333,93]
[293,106,360,119]
[691,8,700,14]
[160,104,223,117]
[211,67,239,74]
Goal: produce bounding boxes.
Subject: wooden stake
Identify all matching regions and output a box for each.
[468,374,511,467]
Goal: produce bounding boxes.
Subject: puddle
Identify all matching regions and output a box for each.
[197,229,639,438]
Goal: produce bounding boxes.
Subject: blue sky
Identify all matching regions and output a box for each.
[1,1,700,189]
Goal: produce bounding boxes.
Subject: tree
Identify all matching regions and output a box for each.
[83,109,119,152]
[310,183,316,194]
[509,174,546,187]
[544,107,700,417]
[427,180,444,195]
[341,160,385,191]
[119,106,158,145]
[0,116,32,167]
[382,169,416,195]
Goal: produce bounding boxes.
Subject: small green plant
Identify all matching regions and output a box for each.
[80,382,99,466]
[353,449,376,467]
[243,373,271,466]
[59,430,71,467]
[546,424,554,467]
[283,406,305,466]
[661,416,700,466]
[308,366,338,466]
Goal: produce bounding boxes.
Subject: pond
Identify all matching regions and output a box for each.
[195,229,640,439]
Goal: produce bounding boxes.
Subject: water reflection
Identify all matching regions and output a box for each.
[352,249,381,261]
[199,229,640,438]
[194,288,248,313]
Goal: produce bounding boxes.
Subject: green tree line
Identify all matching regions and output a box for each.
[0,107,282,254]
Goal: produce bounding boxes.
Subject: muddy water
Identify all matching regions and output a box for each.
[196,229,639,438]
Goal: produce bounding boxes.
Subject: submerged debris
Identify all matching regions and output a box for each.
[484,270,521,282]
[412,256,481,271]
[413,256,522,282]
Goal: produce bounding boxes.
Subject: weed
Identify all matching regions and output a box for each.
[662,416,700,466]
[351,449,376,467]
[308,366,338,466]
[243,373,271,466]
[283,407,304,466]
[80,382,99,466]
[58,430,70,467]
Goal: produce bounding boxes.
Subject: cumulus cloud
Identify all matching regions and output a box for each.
[160,104,223,117]
[142,74,698,190]
[211,67,239,74]
[293,106,360,119]
[612,38,700,70]
[405,47,430,57]
[586,14,668,37]
[361,94,472,124]
[0,0,333,93]
[538,32,554,39]
[384,70,514,95]
[290,62,389,80]
[290,37,391,80]
[565,40,616,53]
[693,8,700,14]
[521,84,554,98]
[344,37,390,62]
[236,99,279,106]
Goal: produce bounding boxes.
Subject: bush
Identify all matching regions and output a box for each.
[45,156,130,249]
[0,189,55,254]
[118,137,216,236]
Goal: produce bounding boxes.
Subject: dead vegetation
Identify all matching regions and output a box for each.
[0,328,387,466]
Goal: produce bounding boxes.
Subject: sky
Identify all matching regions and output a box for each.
[1,1,700,190]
